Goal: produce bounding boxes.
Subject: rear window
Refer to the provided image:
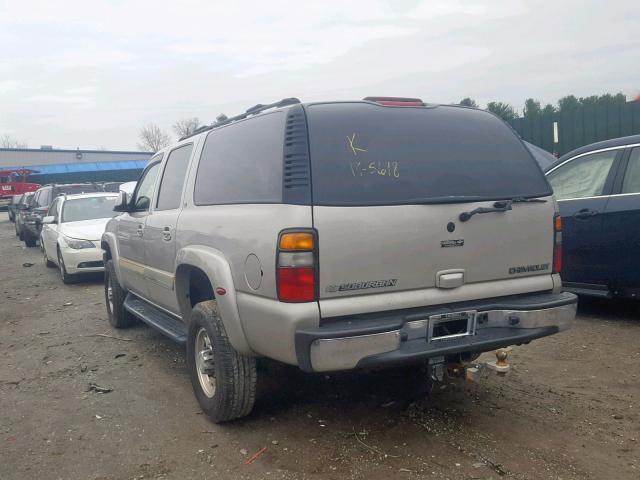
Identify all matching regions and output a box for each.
[306,103,552,205]
[56,184,101,196]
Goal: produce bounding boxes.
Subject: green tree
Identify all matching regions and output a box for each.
[486,102,517,122]
[542,104,556,116]
[459,97,478,108]
[578,95,600,108]
[523,98,542,117]
[558,95,580,112]
[611,93,627,104]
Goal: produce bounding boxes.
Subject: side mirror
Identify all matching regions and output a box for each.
[42,216,56,224]
[113,191,131,212]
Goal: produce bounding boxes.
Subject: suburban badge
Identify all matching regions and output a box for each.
[326,279,398,293]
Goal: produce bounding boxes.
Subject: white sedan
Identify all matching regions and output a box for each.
[40,192,119,283]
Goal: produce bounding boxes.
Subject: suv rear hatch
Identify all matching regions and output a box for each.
[305,102,555,317]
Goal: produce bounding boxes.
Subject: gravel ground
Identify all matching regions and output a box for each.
[0,216,638,480]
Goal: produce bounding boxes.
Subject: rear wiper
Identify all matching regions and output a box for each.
[459,202,512,222]
[459,197,547,222]
[504,196,547,204]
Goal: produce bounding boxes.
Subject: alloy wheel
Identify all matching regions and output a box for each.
[195,327,217,398]
[106,276,114,315]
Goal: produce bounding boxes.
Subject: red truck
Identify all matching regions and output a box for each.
[0,169,40,209]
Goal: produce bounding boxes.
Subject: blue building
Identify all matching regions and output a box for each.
[0,147,152,184]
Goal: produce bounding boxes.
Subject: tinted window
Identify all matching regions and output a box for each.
[102,182,122,192]
[194,112,285,205]
[156,144,193,210]
[133,163,161,211]
[622,148,640,194]
[306,103,551,205]
[33,189,48,207]
[43,189,53,206]
[547,150,616,200]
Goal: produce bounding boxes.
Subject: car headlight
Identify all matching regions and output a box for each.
[64,237,95,249]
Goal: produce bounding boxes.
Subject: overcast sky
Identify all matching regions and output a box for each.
[1,0,638,151]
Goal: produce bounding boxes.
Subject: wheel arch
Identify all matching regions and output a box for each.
[175,246,253,355]
[101,232,124,286]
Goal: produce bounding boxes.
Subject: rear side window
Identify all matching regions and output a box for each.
[194,112,285,205]
[622,147,640,194]
[156,144,193,210]
[547,150,617,200]
[306,103,552,205]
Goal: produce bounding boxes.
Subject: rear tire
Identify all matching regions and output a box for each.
[24,231,36,248]
[187,301,257,423]
[104,259,134,328]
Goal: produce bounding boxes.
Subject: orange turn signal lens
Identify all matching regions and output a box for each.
[554,215,562,232]
[279,232,314,251]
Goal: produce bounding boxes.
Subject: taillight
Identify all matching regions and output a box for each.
[553,214,562,274]
[363,96,425,107]
[277,230,317,302]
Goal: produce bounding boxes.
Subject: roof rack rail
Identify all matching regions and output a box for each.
[179,97,301,141]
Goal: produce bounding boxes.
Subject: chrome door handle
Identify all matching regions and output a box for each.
[162,227,172,241]
[136,225,144,237]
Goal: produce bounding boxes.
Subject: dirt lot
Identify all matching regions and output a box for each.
[1,217,638,480]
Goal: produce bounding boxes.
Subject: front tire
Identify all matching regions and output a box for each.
[42,239,55,268]
[104,259,134,328]
[187,301,257,423]
[57,249,77,284]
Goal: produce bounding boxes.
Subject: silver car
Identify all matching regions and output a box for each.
[102,97,577,422]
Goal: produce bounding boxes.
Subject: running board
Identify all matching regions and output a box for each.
[124,294,187,344]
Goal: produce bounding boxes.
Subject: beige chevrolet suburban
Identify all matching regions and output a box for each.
[101,97,577,422]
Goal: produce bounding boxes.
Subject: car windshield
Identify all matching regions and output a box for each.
[61,196,117,223]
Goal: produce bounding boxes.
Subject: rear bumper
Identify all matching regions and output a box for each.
[295,291,577,372]
[23,221,40,237]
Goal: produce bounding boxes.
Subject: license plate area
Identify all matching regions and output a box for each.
[428,311,476,342]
